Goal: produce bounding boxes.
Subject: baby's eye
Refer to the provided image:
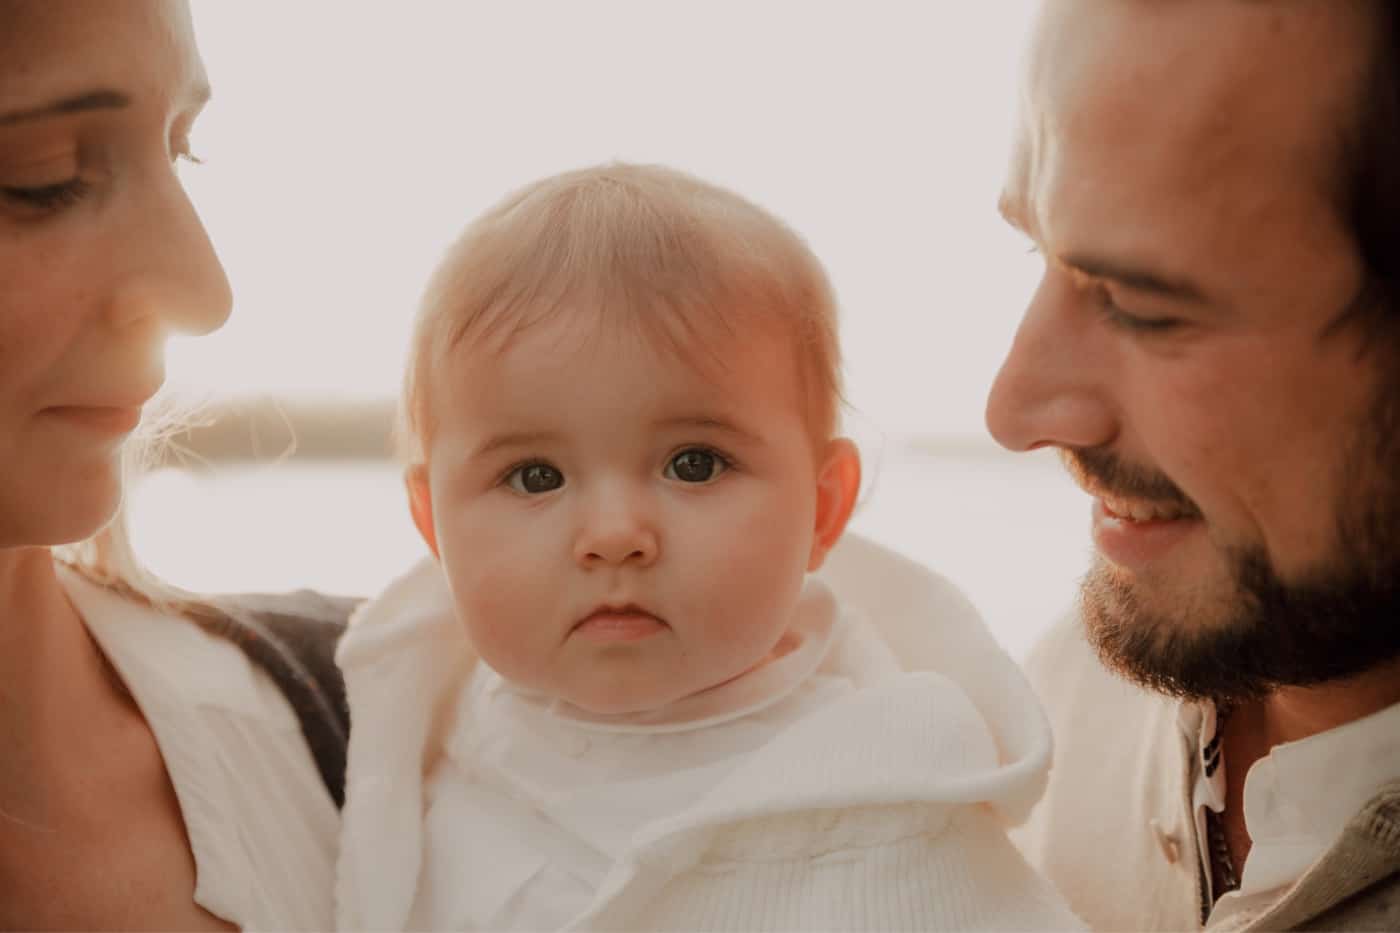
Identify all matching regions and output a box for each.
[506,462,565,495]
[664,448,729,484]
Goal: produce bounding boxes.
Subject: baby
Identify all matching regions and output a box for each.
[336,164,1079,931]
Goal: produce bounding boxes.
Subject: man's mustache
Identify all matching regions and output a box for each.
[1060,447,1203,517]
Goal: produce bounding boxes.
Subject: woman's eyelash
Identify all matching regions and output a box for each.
[2,178,93,211]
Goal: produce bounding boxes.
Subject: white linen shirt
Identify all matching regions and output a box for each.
[61,565,340,932]
[1187,698,1400,928]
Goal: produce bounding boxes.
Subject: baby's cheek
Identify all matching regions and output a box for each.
[449,557,557,674]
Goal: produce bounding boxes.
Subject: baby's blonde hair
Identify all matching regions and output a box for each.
[399,162,843,463]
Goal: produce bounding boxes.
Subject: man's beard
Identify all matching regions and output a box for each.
[1073,392,1400,703]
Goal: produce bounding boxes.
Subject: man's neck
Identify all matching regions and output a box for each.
[1254,664,1400,749]
[1219,660,1400,871]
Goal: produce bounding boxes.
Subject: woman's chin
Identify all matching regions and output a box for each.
[1,472,124,550]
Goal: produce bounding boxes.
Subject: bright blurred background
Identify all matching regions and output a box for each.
[133,1,1090,659]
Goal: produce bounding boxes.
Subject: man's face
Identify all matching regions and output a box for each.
[986,0,1400,700]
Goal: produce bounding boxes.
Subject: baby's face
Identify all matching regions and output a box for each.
[417,314,834,715]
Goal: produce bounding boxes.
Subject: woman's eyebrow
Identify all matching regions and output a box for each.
[0,89,131,127]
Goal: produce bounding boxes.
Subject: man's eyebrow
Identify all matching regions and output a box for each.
[1058,251,1210,304]
[0,89,132,127]
[999,192,1210,304]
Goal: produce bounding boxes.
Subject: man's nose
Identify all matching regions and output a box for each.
[985,270,1118,453]
[573,488,660,568]
[105,166,233,337]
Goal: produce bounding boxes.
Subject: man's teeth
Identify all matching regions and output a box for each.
[1101,496,1189,522]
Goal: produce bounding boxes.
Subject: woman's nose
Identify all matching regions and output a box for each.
[106,167,232,336]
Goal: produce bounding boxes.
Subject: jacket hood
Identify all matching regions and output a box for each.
[816,533,1052,825]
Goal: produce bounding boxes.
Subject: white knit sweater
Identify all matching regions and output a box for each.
[336,534,1081,931]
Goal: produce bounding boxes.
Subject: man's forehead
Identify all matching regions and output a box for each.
[1002,0,1374,286]
[1018,0,1371,175]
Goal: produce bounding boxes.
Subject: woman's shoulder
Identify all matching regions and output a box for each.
[60,568,351,928]
[59,565,361,806]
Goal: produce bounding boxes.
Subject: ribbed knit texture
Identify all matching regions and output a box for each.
[581,808,1079,931]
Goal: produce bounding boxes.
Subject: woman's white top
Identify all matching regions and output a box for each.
[337,534,1083,931]
[60,565,340,932]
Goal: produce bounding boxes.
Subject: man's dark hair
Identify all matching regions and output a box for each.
[1340,1,1400,327]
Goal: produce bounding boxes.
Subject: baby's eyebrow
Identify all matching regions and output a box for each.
[656,415,764,445]
[467,430,560,460]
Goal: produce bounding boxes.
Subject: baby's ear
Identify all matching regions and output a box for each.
[405,464,440,559]
[808,438,861,572]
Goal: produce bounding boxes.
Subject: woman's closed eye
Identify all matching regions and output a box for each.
[663,447,730,484]
[2,130,203,218]
[1,177,93,214]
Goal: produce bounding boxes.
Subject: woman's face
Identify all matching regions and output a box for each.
[0,0,230,549]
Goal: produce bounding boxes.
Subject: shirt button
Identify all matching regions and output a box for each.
[1150,818,1181,864]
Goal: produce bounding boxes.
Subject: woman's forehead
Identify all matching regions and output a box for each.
[0,0,205,115]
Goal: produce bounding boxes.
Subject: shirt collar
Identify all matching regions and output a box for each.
[1181,693,1400,907]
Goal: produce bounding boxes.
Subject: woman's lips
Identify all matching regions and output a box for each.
[571,610,668,643]
[44,405,143,434]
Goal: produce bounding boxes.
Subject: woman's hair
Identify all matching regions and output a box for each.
[398,162,845,464]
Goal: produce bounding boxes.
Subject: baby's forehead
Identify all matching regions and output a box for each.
[456,301,791,374]
[431,307,806,419]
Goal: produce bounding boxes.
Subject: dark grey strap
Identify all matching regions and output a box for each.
[192,592,358,808]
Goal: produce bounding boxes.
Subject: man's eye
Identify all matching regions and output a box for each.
[506,462,565,495]
[1100,304,1181,334]
[1093,285,1180,334]
[664,448,729,484]
[1,178,92,212]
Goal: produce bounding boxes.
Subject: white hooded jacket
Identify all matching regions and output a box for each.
[335,534,1080,931]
